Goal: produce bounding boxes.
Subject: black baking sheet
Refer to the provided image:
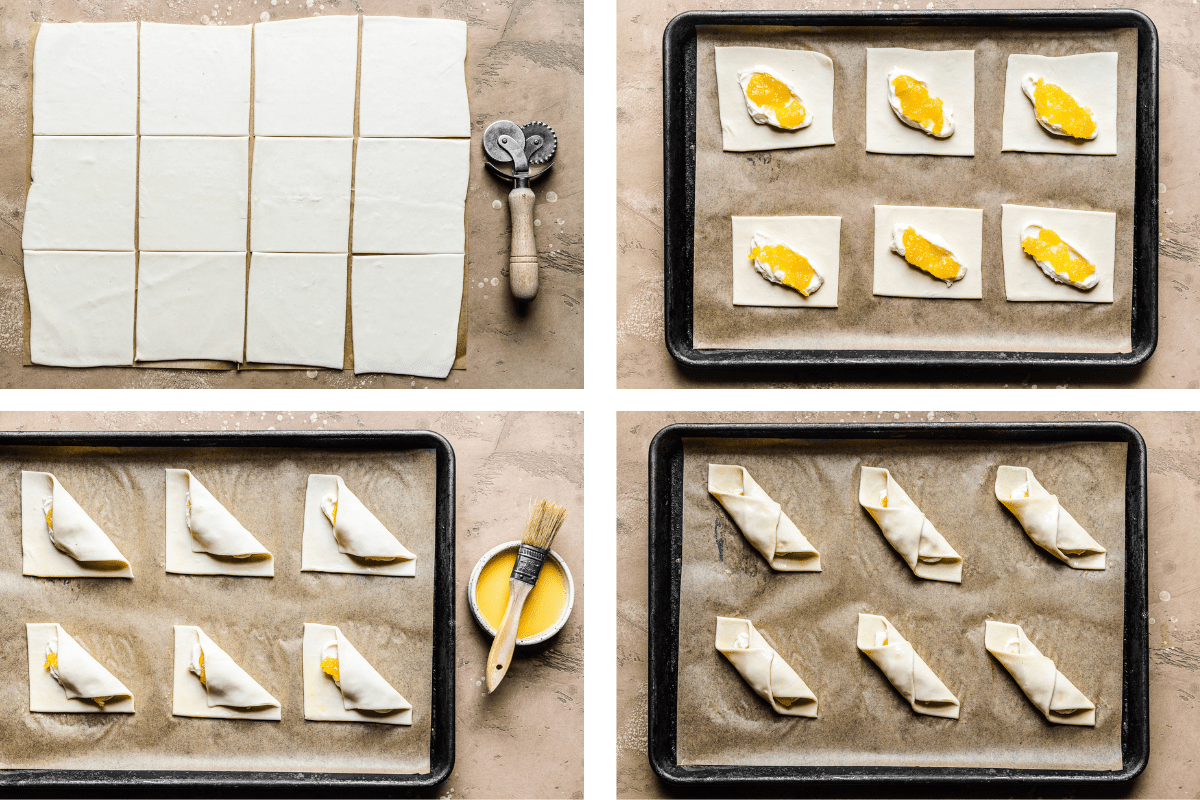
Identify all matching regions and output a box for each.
[647,421,1148,788]
[662,9,1159,374]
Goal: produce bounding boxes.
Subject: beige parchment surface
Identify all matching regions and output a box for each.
[693,25,1136,354]
[618,411,1200,798]
[0,443,436,773]
[677,437,1125,770]
[616,0,1200,388]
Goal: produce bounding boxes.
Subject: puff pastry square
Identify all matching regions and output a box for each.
[252,16,358,136]
[172,626,280,720]
[301,474,417,576]
[164,468,273,577]
[26,623,134,713]
[715,616,817,717]
[985,620,1096,726]
[32,22,138,135]
[22,471,132,578]
[995,466,1106,570]
[23,135,136,251]
[708,464,820,571]
[303,623,413,725]
[859,466,962,583]
[139,22,251,136]
[857,613,959,719]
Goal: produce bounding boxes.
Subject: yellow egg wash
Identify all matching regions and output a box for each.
[901,228,961,281]
[477,550,568,639]
[1033,79,1096,139]
[1022,228,1095,284]
[891,75,944,135]
[321,655,340,681]
[749,244,817,296]
[745,72,806,128]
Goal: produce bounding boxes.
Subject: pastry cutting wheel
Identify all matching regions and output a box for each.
[483,120,558,301]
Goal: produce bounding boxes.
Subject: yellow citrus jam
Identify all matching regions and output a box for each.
[892,75,945,135]
[1033,79,1096,140]
[1021,228,1095,285]
[320,655,340,681]
[745,72,806,128]
[198,651,206,685]
[749,243,817,296]
[44,652,57,670]
[476,550,569,639]
[901,228,961,281]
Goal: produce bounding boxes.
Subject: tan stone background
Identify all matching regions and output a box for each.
[617,411,1198,798]
[616,0,1198,388]
[0,0,584,389]
[0,410,584,799]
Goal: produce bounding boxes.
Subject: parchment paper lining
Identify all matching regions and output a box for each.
[0,444,435,774]
[677,437,1126,771]
[692,25,1137,353]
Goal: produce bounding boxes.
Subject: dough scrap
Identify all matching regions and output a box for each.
[21,471,132,577]
[1001,53,1118,155]
[730,216,841,308]
[984,620,1096,726]
[707,464,820,571]
[872,205,983,300]
[139,23,251,135]
[32,22,137,135]
[859,467,962,583]
[302,474,417,576]
[135,252,247,364]
[164,468,273,577]
[715,616,817,717]
[23,135,136,251]
[24,250,136,368]
[303,623,413,725]
[865,48,975,156]
[26,623,134,713]
[1000,204,1115,303]
[995,466,1106,569]
[857,613,959,719]
[245,252,347,369]
[250,136,353,254]
[253,16,358,136]
[138,136,249,252]
[714,46,835,152]
[172,626,280,720]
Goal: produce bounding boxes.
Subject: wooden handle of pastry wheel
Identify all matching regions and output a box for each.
[486,578,533,693]
[508,186,539,301]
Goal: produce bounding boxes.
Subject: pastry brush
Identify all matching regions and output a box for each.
[485,498,567,693]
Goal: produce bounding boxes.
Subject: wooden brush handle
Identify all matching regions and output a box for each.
[508,186,539,301]
[486,578,533,693]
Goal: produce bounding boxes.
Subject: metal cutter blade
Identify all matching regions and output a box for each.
[521,121,557,165]
[484,119,556,187]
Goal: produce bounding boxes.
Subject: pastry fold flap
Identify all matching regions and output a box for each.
[329,628,412,715]
[715,616,817,717]
[35,472,130,568]
[324,476,416,561]
[859,467,962,583]
[995,466,1106,570]
[48,623,132,703]
[707,464,821,571]
[190,628,279,709]
[857,613,960,719]
[185,471,270,558]
[985,620,1096,726]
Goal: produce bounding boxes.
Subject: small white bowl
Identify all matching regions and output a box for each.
[468,540,574,646]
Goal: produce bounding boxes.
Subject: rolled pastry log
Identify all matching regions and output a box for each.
[320,475,416,562]
[323,627,412,721]
[45,623,133,707]
[708,464,821,571]
[25,471,130,569]
[189,627,279,709]
[994,466,1106,570]
[715,616,817,717]
[857,613,960,719]
[859,467,962,583]
[984,620,1096,726]
[183,470,271,558]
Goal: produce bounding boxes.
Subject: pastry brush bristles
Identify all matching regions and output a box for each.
[521,498,567,551]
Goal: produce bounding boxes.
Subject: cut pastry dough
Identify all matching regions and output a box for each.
[714,46,835,152]
[872,205,982,300]
[985,620,1096,726]
[253,16,358,136]
[24,250,136,368]
[1001,53,1118,155]
[138,136,250,252]
[139,23,251,136]
[32,22,137,135]
[135,252,248,364]
[857,613,959,719]
[23,135,136,251]
[707,464,820,571]
[250,136,353,254]
[715,616,817,717]
[1000,204,1115,303]
[302,474,417,576]
[244,252,347,369]
[859,467,962,583]
[303,623,413,725]
[172,626,280,720]
[865,48,975,156]
[730,216,841,308]
[995,466,1106,570]
[164,468,273,577]
[21,471,132,578]
[26,623,134,713]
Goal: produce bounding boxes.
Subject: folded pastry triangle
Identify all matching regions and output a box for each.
[708,464,820,571]
[322,627,412,720]
[985,620,1096,726]
[320,476,416,562]
[184,471,270,558]
[715,616,817,717]
[859,467,962,583]
[46,623,133,706]
[857,613,959,719]
[28,471,130,569]
[995,466,1106,570]
[189,628,279,709]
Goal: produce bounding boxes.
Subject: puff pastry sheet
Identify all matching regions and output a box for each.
[859,467,962,583]
[715,616,817,717]
[26,623,134,713]
[303,623,413,725]
[21,470,132,578]
[857,614,959,719]
[172,626,280,720]
[165,468,273,577]
[708,464,820,571]
[985,621,1096,726]
[995,466,1106,570]
[301,474,417,576]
